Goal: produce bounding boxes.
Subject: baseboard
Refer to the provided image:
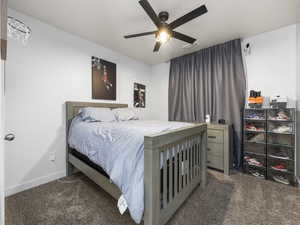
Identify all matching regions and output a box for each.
[5,170,66,196]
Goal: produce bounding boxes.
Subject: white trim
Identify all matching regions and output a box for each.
[5,171,65,196]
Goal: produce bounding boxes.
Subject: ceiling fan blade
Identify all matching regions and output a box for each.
[169,5,208,30]
[173,31,196,44]
[139,0,161,28]
[124,31,156,39]
[153,42,161,52]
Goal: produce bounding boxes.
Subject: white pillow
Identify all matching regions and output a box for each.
[112,108,139,121]
[79,107,116,122]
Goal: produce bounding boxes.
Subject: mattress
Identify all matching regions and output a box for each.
[68,116,191,223]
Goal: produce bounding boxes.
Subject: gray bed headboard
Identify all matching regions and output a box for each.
[66,101,128,125]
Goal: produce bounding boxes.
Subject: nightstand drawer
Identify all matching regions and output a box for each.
[207,142,223,157]
[207,154,223,170]
[207,129,224,143]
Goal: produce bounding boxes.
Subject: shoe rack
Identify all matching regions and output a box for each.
[243,108,297,186]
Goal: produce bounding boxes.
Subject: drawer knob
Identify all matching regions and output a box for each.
[207,160,211,163]
[207,148,211,151]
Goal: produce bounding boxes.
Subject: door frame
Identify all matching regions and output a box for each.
[0,0,7,224]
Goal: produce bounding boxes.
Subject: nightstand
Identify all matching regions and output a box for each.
[207,123,231,175]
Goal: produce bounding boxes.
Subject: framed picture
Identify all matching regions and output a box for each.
[92,56,116,100]
[134,83,146,108]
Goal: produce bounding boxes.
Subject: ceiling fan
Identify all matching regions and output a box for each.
[124,0,208,52]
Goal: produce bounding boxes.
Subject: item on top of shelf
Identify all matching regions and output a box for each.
[268,110,290,121]
[205,114,211,123]
[248,90,264,108]
[271,163,287,172]
[270,95,288,108]
[269,150,290,160]
[248,133,265,142]
[218,119,225,124]
[273,175,290,185]
[244,156,263,167]
[272,125,292,134]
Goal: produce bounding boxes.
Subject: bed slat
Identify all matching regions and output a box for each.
[174,145,178,197]
[163,149,168,208]
[168,146,173,203]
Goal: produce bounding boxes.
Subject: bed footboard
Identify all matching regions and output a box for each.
[144,124,207,225]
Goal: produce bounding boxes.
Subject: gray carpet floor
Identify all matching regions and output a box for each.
[6,170,300,225]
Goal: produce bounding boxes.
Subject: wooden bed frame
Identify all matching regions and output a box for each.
[66,101,207,225]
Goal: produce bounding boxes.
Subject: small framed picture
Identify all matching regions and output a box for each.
[134,83,146,108]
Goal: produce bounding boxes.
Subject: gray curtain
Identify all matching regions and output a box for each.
[169,39,246,168]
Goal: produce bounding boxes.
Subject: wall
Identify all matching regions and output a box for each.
[243,25,297,100]
[148,62,170,121]
[296,23,300,179]
[0,61,5,225]
[5,9,152,195]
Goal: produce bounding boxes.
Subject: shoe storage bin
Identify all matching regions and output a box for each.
[268,158,294,173]
[267,109,295,121]
[267,121,294,134]
[244,164,266,179]
[267,169,296,186]
[245,109,266,120]
[244,121,266,132]
[244,142,266,155]
[267,145,294,160]
[244,152,266,168]
[245,132,265,143]
[267,133,295,147]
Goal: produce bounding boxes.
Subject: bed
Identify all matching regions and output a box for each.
[66,101,207,225]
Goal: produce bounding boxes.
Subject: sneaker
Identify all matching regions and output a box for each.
[271,164,287,172]
[249,133,265,142]
[272,125,292,133]
[269,150,290,160]
[250,171,265,179]
[273,175,290,185]
[244,156,263,167]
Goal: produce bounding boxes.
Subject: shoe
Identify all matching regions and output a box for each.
[269,150,290,160]
[246,124,264,131]
[272,125,292,133]
[244,156,263,167]
[269,111,290,121]
[271,164,287,172]
[249,170,265,179]
[273,175,289,185]
[249,133,265,142]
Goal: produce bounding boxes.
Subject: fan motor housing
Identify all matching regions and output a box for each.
[158,11,169,22]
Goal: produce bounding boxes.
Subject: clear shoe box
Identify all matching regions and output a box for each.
[245,121,266,132]
[243,164,266,179]
[245,109,266,120]
[244,142,266,155]
[244,152,266,168]
[267,169,296,186]
[245,132,266,143]
[268,158,294,173]
[267,145,294,161]
[267,108,295,121]
[267,121,294,134]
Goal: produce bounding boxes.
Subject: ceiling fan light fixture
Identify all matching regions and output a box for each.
[156,29,171,44]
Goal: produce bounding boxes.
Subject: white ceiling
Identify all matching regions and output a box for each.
[8,0,300,65]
